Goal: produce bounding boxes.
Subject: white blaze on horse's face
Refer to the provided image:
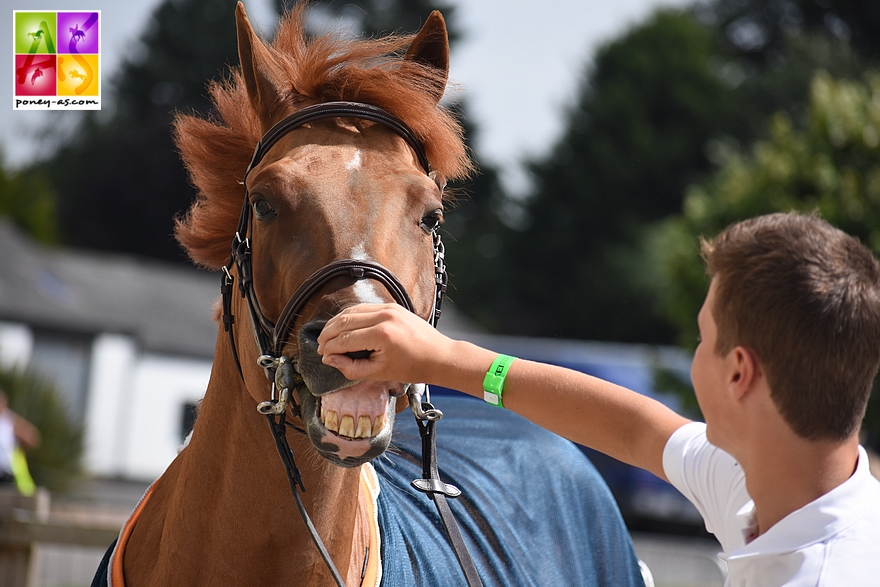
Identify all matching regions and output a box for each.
[345,149,362,171]
[352,276,385,305]
[349,244,385,304]
[349,243,368,261]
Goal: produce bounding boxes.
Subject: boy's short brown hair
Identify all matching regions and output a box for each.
[701,213,880,441]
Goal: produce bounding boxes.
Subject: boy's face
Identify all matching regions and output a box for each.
[690,279,733,448]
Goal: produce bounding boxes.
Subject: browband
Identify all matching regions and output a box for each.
[247,101,432,176]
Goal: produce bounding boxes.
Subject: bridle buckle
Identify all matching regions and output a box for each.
[255,355,300,415]
[407,383,443,421]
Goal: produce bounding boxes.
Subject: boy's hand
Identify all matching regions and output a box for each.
[317,303,451,384]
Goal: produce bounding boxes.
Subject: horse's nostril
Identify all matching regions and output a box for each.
[299,321,325,351]
[345,350,373,360]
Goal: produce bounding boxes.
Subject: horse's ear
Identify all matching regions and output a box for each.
[236,2,285,129]
[405,11,449,104]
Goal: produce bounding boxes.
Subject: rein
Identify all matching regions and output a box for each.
[220,101,482,587]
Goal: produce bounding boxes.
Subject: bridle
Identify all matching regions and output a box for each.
[219,101,483,587]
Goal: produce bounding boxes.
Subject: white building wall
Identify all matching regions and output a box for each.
[83,333,138,476]
[0,320,33,369]
[1,323,214,481]
[121,353,212,480]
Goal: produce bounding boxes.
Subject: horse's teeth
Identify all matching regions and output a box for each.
[356,416,372,438]
[339,415,355,438]
[371,414,385,436]
[324,410,339,433]
[323,406,381,438]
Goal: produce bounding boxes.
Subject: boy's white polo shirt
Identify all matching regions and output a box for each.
[663,422,880,586]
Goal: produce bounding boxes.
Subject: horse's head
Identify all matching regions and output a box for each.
[174,2,471,468]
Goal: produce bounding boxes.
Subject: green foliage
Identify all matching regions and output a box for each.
[0,159,56,244]
[653,70,880,445]
[866,378,880,448]
[655,71,880,345]
[0,365,84,492]
[722,30,865,143]
[441,144,512,329]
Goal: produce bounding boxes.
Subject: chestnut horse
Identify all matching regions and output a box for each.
[92,3,646,586]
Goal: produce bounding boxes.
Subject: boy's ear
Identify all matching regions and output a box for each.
[728,346,762,400]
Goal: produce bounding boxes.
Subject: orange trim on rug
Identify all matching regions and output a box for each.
[110,481,156,587]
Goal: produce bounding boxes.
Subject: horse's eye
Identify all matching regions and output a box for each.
[420,210,442,233]
[252,198,277,222]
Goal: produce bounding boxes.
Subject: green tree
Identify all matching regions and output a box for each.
[701,0,880,66]
[440,139,513,330]
[700,0,869,143]
[657,71,880,342]
[276,0,460,44]
[651,71,880,445]
[492,10,737,342]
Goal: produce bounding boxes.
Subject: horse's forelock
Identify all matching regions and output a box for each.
[174,3,472,267]
[174,75,260,268]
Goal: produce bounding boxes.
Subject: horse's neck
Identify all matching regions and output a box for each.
[123,349,369,586]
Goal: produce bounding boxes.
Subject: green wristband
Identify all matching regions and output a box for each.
[483,354,517,408]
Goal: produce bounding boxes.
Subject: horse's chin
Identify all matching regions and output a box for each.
[297,381,399,468]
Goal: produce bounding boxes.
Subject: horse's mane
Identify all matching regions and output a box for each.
[174,5,473,268]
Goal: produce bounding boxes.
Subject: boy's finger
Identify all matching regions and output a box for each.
[319,303,393,342]
[321,354,361,379]
[321,353,350,370]
[318,325,382,357]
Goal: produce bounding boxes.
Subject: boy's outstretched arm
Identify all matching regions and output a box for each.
[318,303,690,480]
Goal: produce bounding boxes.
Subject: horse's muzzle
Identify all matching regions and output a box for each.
[297,318,356,395]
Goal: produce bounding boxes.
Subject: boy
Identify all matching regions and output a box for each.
[318,212,880,585]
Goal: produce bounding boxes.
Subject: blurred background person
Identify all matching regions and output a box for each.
[0,389,40,495]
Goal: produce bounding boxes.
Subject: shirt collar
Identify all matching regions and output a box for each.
[723,445,879,561]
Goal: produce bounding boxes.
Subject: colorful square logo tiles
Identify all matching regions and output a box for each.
[13,10,101,110]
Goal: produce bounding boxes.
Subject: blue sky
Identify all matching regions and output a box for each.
[3,0,690,193]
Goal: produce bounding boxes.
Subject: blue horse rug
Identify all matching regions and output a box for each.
[93,393,644,586]
[372,393,644,586]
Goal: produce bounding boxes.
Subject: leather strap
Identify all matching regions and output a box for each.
[249,101,431,175]
[265,413,346,586]
[270,258,416,358]
[412,403,484,587]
